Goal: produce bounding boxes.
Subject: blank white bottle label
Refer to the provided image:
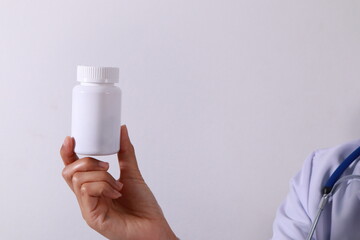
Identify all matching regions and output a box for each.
[71,84,121,156]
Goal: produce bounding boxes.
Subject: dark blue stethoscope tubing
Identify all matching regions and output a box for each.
[323,146,360,194]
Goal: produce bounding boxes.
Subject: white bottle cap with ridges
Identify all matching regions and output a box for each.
[77,65,119,83]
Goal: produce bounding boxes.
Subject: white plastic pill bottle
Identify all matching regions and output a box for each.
[71,66,122,156]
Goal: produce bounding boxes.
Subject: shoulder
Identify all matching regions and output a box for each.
[296,138,360,215]
[270,139,360,240]
[292,138,360,185]
[308,138,360,184]
[312,138,360,168]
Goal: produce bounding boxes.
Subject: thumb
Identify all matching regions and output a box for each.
[60,136,79,166]
[117,125,143,181]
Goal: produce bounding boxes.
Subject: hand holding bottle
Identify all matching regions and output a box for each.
[60,125,178,240]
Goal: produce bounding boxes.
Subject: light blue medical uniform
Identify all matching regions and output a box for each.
[271,139,360,240]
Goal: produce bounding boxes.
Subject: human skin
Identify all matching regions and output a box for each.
[60,125,178,240]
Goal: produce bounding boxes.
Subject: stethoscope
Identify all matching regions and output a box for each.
[306,146,360,240]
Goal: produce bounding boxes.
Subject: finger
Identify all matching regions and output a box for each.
[60,136,79,166]
[117,125,144,181]
[80,182,122,212]
[62,157,109,191]
[72,171,123,196]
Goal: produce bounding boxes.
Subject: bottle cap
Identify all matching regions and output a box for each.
[77,66,119,83]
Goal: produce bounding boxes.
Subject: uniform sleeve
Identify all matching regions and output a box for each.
[270,151,317,240]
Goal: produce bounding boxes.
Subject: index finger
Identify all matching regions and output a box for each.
[60,136,79,165]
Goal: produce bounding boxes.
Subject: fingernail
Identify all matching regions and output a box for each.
[98,161,109,169]
[114,190,122,198]
[115,181,123,189]
[71,137,76,148]
[63,136,70,148]
[123,125,128,136]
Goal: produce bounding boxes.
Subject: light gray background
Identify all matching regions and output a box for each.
[1,0,360,239]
